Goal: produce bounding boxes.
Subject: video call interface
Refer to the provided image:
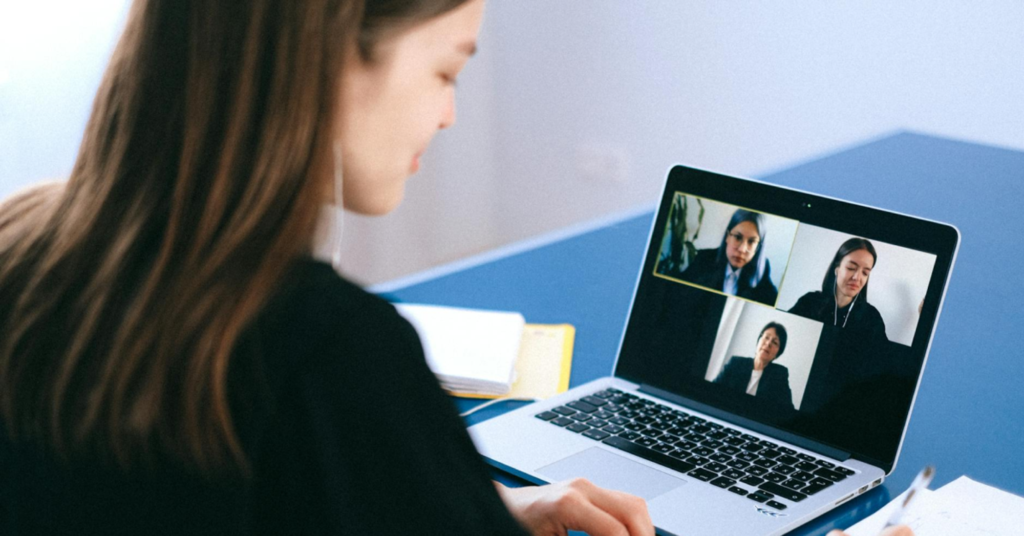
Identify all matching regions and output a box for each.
[616,191,939,466]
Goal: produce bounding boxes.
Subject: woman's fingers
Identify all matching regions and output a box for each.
[496,479,654,536]
[564,478,654,536]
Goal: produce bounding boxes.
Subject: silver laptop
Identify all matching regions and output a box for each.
[469,165,960,536]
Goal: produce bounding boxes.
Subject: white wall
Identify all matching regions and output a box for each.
[776,224,937,346]
[2,1,1022,285]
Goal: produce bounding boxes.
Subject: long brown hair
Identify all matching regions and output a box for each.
[0,0,470,476]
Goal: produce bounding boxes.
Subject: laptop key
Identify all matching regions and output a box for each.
[802,482,832,495]
[710,477,735,489]
[795,461,818,472]
[636,437,658,447]
[567,401,599,414]
[797,453,816,462]
[535,412,558,421]
[765,472,787,483]
[728,486,748,497]
[759,482,808,502]
[602,436,696,475]
[552,406,577,416]
[816,459,836,469]
[566,423,590,433]
[760,448,782,459]
[720,445,742,455]
[781,479,808,491]
[792,471,815,482]
[722,469,745,480]
[581,396,608,407]
[747,491,772,503]
[570,413,594,422]
[726,459,749,470]
[746,466,769,476]
[737,452,759,463]
[835,466,856,476]
[685,456,709,467]
[741,475,766,486]
[602,425,625,435]
[619,431,642,441]
[814,467,849,482]
[777,455,800,466]
[704,462,728,473]
[652,443,675,454]
[551,417,575,427]
[688,468,716,482]
[582,429,612,441]
[709,453,731,464]
[765,500,788,511]
[775,464,797,475]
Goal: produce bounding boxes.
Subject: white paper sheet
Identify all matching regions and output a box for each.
[846,476,1024,536]
[395,303,525,395]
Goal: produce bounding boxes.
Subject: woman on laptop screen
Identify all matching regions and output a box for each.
[713,322,795,412]
[788,238,887,342]
[679,209,779,306]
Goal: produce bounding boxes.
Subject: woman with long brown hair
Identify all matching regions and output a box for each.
[0,1,910,535]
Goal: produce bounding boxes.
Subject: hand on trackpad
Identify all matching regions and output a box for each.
[536,447,687,500]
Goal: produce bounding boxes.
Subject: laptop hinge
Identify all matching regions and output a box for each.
[638,384,851,461]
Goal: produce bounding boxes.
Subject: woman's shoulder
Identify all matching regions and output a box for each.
[796,290,826,302]
[726,355,754,369]
[246,258,416,368]
[766,362,790,378]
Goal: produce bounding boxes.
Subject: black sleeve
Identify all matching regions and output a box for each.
[252,272,528,536]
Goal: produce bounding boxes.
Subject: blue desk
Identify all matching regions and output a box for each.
[381,132,1024,534]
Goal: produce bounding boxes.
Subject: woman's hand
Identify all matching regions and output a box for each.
[829,525,914,536]
[495,479,654,536]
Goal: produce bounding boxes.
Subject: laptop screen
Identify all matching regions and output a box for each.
[615,165,959,472]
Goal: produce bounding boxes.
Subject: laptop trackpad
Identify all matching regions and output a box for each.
[536,447,686,500]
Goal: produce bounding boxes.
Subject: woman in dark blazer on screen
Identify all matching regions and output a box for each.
[680,209,778,307]
[714,322,795,412]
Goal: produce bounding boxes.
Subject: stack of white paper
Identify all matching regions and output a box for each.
[395,303,526,396]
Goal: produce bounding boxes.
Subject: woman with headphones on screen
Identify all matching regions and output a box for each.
[0,1,908,535]
[679,209,779,307]
[788,238,887,342]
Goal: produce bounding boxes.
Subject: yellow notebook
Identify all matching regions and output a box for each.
[452,323,575,400]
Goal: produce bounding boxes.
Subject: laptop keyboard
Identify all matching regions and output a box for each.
[535,388,856,512]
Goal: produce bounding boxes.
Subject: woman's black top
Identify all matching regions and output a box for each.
[788,291,887,343]
[712,357,795,412]
[0,258,528,536]
[678,248,779,306]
